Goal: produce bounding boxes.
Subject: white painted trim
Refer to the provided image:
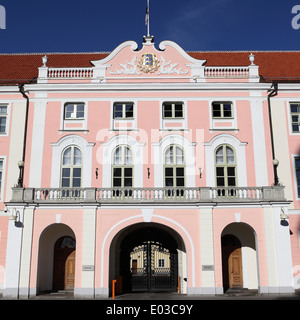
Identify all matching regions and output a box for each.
[3,206,25,298]
[159,99,188,130]
[285,100,300,136]
[208,99,238,132]
[91,41,138,66]
[273,206,294,289]
[110,99,138,131]
[51,135,95,188]
[100,213,195,288]
[152,133,196,188]
[204,134,248,187]
[29,100,47,187]
[291,154,300,201]
[101,134,145,188]
[0,156,7,201]
[250,99,269,185]
[159,41,206,66]
[25,82,273,93]
[59,100,89,133]
[0,102,11,137]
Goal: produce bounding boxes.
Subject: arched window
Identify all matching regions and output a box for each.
[61,146,82,197]
[164,145,185,197]
[215,145,236,196]
[112,145,133,197]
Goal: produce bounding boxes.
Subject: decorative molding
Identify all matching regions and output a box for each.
[159,40,206,66]
[90,41,139,67]
[109,57,141,75]
[157,56,188,75]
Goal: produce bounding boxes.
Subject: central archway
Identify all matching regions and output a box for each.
[109,222,186,295]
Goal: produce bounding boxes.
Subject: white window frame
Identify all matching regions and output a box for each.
[113,102,134,120]
[111,100,137,131]
[160,99,188,131]
[0,103,10,136]
[64,103,85,120]
[60,146,82,188]
[209,99,238,132]
[112,145,134,189]
[0,157,6,200]
[204,134,247,187]
[101,134,145,188]
[162,102,184,119]
[287,101,300,135]
[291,154,300,201]
[60,101,88,133]
[152,134,196,188]
[212,101,233,119]
[51,135,94,188]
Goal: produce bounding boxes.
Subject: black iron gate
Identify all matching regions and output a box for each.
[130,241,178,292]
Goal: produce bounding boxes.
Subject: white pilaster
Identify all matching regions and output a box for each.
[75,207,96,298]
[263,206,295,293]
[3,207,24,298]
[18,207,35,299]
[29,99,47,187]
[199,208,216,294]
[250,98,269,186]
[273,206,294,293]
[263,206,279,292]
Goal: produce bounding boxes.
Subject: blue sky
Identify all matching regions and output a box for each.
[0,0,300,53]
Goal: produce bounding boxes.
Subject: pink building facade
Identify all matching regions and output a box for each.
[0,37,299,298]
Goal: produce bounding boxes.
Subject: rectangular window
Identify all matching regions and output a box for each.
[0,159,3,197]
[212,102,233,118]
[163,102,184,119]
[64,103,85,120]
[295,157,300,197]
[113,103,134,119]
[158,259,165,268]
[290,103,300,133]
[0,106,8,134]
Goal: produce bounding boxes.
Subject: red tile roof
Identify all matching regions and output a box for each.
[0,51,299,84]
[189,51,300,82]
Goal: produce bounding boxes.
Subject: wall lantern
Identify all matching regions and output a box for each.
[280,207,289,221]
[5,206,20,225]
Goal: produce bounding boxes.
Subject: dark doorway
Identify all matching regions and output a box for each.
[221,234,243,291]
[53,236,76,291]
[117,224,179,293]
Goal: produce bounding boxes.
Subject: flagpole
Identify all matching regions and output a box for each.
[147,0,150,37]
[145,0,150,37]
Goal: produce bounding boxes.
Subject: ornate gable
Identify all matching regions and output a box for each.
[90,37,206,83]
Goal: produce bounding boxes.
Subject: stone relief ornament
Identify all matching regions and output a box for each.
[109,57,142,75]
[109,54,189,75]
[137,53,160,73]
[157,56,188,75]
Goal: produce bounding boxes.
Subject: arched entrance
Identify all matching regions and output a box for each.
[221,234,243,290]
[221,223,259,292]
[53,236,76,291]
[37,224,76,293]
[109,222,186,295]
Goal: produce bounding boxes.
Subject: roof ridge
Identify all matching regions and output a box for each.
[187,50,300,53]
[1,50,300,55]
[0,51,111,56]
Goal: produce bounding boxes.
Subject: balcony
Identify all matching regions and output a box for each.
[9,186,286,205]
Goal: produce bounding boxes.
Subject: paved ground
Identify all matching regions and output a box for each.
[12,290,300,300]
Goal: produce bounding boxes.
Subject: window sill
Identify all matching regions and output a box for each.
[59,129,89,134]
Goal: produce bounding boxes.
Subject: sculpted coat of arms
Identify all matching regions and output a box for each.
[137,53,160,73]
